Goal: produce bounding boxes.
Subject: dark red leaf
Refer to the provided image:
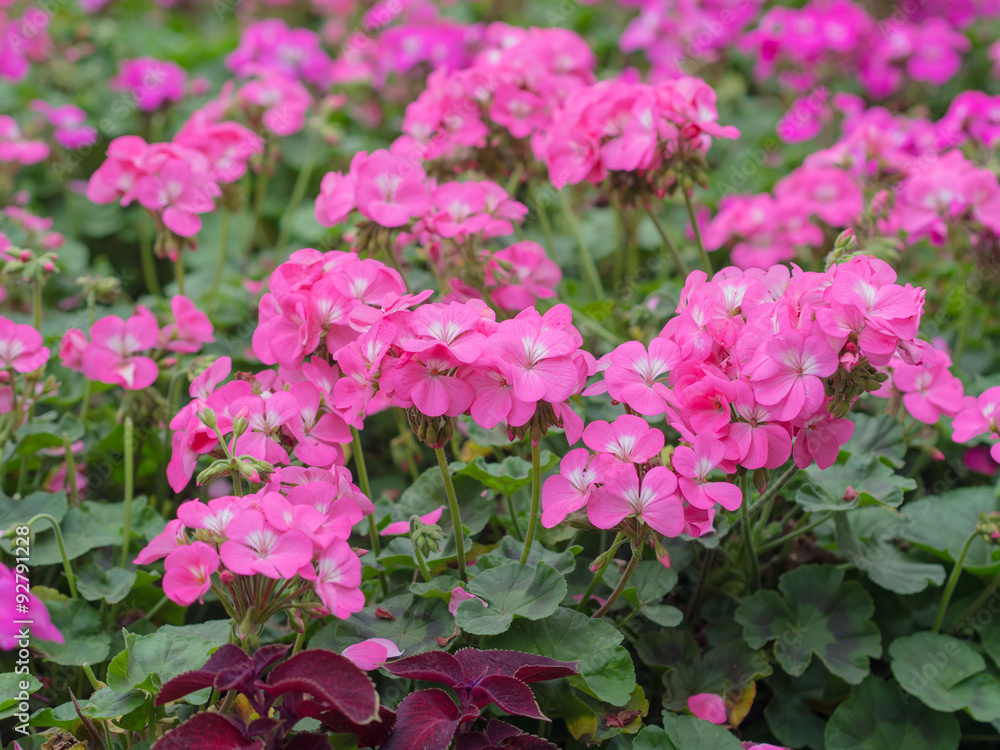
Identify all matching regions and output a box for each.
[471,675,546,720]
[375,606,396,620]
[312,703,397,748]
[380,689,461,750]
[381,650,465,688]
[153,713,260,750]
[203,644,255,674]
[484,719,522,744]
[455,731,491,750]
[265,649,379,724]
[284,733,331,750]
[155,671,217,706]
[456,650,579,685]
[252,644,290,677]
[456,721,559,750]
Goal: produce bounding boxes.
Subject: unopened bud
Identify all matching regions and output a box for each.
[199,407,218,429]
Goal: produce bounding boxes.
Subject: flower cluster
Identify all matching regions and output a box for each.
[60,296,213,390]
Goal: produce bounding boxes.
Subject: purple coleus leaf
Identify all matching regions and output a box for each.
[455,719,560,750]
[265,649,380,724]
[383,648,578,722]
[153,712,262,750]
[156,644,258,705]
[305,703,397,748]
[381,689,461,750]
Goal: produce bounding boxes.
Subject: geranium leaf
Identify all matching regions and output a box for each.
[735,565,881,684]
[796,454,915,512]
[890,632,1000,722]
[825,676,960,750]
[456,562,566,636]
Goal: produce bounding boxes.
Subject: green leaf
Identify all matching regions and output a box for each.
[532,683,648,745]
[37,598,112,666]
[456,452,558,496]
[76,565,138,604]
[456,562,566,635]
[475,535,580,576]
[763,663,832,750]
[28,701,80,731]
[106,630,219,697]
[795,454,915,512]
[825,676,960,750]
[889,632,1000,722]
[0,673,41,720]
[844,413,907,467]
[312,594,454,656]
[15,418,84,456]
[636,630,771,710]
[735,565,881,684]
[82,687,147,720]
[0,491,67,531]
[616,562,682,626]
[835,511,946,594]
[490,606,636,706]
[900,487,1000,574]
[633,713,743,750]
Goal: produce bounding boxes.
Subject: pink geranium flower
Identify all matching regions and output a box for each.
[160,295,214,353]
[688,693,727,725]
[952,386,1000,463]
[381,506,444,536]
[354,149,429,228]
[162,542,219,606]
[82,307,160,390]
[1,562,63,649]
[0,316,49,373]
[583,414,665,471]
[391,344,474,418]
[672,436,742,511]
[541,448,602,528]
[301,538,365,620]
[749,330,839,421]
[220,509,313,579]
[588,464,685,537]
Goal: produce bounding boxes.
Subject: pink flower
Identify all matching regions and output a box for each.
[541,449,602,528]
[162,542,219,606]
[449,586,488,617]
[893,351,964,424]
[588,338,679,417]
[588,464,685,537]
[135,154,221,237]
[726,382,793,470]
[86,135,149,205]
[952,386,1000,464]
[342,638,402,670]
[315,169,357,227]
[792,412,855,470]
[301,538,365,619]
[82,307,160,389]
[134,519,186,565]
[220,509,313,579]
[749,330,839,421]
[391,344,474,418]
[583,414,665,470]
[489,308,581,405]
[688,693,727,725]
[0,316,49,373]
[672,436,742,511]
[381,506,444,536]
[234,392,301,465]
[354,149,429,228]
[58,328,87,372]
[488,241,562,312]
[160,295,214,353]
[110,57,188,112]
[0,562,63,649]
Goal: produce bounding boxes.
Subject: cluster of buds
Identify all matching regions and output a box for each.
[825,359,890,418]
[197,407,276,488]
[3,247,59,285]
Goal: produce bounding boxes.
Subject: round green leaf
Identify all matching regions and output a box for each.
[456,562,567,635]
[826,676,960,750]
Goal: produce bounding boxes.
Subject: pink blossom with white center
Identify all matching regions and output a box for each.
[81,306,160,390]
[791,412,855,470]
[285,382,351,467]
[583,414,664,472]
[220,509,313,579]
[672,436,742,511]
[541,448,603,528]
[354,149,429,228]
[586,337,679,416]
[163,542,219,606]
[0,316,49,373]
[952,386,1000,464]
[390,343,474,418]
[300,538,365,620]
[234,392,300,465]
[726,382,793,470]
[342,638,402,671]
[749,329,839,422]
[587,464,685,537]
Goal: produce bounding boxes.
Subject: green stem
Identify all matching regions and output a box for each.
[947,570,1000,635]
[932,527,978,633]
[23,514,77,598]
[78,380,91,423]
[519,441,543,564]
[645,204,689,277]
[208,207,232,301]
[290,630,305,657]
[119,418,134,568]
[758,512,834,553]
[62,433,79,506]
[749,465,800,519]
[139,218,161,297]
[530,183,556,256]
[275,130,321,255]
[32,280,42,331]
[740,474,760,592]
[244,167,270,261]
[577,533,624,612]
[412,525,433,583]
[558,190,605,300]
[174,254,185,296]
[435,445,467,583]
[682,188,712,276]
[592,546,640,618]
[351,427,388,596]
[144,594,170,621]
[685,548,715,623]
[505,493,523,541]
